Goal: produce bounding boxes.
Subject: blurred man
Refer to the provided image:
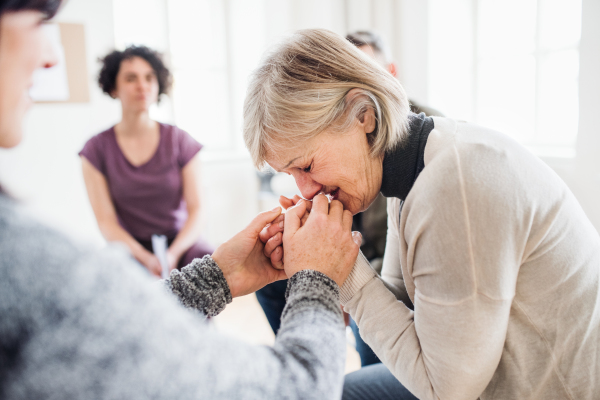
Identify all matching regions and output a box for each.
[346,30,444,118]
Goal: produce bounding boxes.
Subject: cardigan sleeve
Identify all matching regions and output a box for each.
[341,198,410,305]
[340,143,520,400]
[379,197,412,308]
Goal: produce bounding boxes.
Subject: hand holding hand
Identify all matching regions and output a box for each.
[212,207,288,297]
[282,194,361,287]
[259,195,310,270]
[258,213,285,269]
[280,194,312,224]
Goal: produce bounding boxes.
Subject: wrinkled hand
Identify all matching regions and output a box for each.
[212,207,288,298]
[279,194,312,217]
[282,194,361,287]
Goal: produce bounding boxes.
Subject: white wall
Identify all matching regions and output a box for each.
[0,0,597,250]
[205,0,600,236]
[553,0,600,230]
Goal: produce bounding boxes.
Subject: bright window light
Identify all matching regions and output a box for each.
[430,0,582,157]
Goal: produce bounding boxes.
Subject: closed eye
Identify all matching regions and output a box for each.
[302,162,312,173]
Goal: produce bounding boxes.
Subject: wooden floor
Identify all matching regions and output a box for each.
[213,292,362,374]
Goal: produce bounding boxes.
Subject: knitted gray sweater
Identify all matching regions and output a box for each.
[0,195,346,399]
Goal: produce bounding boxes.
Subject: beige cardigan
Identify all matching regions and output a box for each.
[341,117,600,400]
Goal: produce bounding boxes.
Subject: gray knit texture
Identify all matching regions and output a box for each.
[0,195,346,400]
[164,256,232,317]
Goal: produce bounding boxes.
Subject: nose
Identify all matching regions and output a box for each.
[40,32,58,69]
[137,78,150,93]
[292,172,323,200]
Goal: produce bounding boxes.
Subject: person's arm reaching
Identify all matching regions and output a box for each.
[155,196,361,398]
[164,206,288,316]
[6,198,360,399]
[166,196,361,315]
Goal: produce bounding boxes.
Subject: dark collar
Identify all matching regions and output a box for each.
[379,112,434,200]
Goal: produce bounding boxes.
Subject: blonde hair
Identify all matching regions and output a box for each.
[243,29,410,169]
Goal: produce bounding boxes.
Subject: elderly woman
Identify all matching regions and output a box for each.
[246,29,600,400]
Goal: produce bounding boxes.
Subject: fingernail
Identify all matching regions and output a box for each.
[272,206,281,212]
[279,220,284,228]
[352,231,363,246]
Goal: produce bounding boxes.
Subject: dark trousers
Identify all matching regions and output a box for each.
[349,317,381,366]
[342,363,418,400]
[255,280,289,334]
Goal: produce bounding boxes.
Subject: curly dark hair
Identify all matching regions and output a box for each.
[0,0,62,19]
[97,45,172,101]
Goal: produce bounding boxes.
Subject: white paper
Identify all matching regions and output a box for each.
[151,234,170,279]
[29,24,70,102]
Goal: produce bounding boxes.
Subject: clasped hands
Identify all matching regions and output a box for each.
[211,193,361,298]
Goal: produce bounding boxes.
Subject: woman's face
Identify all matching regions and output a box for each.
[266,109,383,215]
[112,56,159,113]
[0,11,57,148]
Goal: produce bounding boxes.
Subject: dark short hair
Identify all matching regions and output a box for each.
[0,0,61,19]
[346,30,391,64]
[97,45,172,101]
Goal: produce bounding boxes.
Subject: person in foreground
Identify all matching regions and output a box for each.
[0,2,360,399]
[247,29,600,399]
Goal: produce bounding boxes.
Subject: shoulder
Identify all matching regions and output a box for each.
[0,195,159,312]
[0,196,84,303]
[160,124,203,167]
[159,123,199,147]
[415,117,564,212]
[81,126,115,153]
[89,126,115,144]
[161,123,189,139]
[0,196,83,261]
[428,117,537,167]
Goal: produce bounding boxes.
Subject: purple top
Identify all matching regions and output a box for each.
[79,123,202,241]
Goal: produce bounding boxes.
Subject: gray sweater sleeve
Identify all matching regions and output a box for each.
[1,197,346,400]
[161,255,346,398]
[164,256,233,317]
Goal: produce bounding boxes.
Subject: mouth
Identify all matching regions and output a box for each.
[324,188,340,202]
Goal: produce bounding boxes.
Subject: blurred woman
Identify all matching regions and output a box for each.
[80,46,212,277]
[249,29,600,400]
[0,4,361,398]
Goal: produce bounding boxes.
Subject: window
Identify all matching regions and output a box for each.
[167,0,233,150]
[429,0,582,157]
[113,0,268,154]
